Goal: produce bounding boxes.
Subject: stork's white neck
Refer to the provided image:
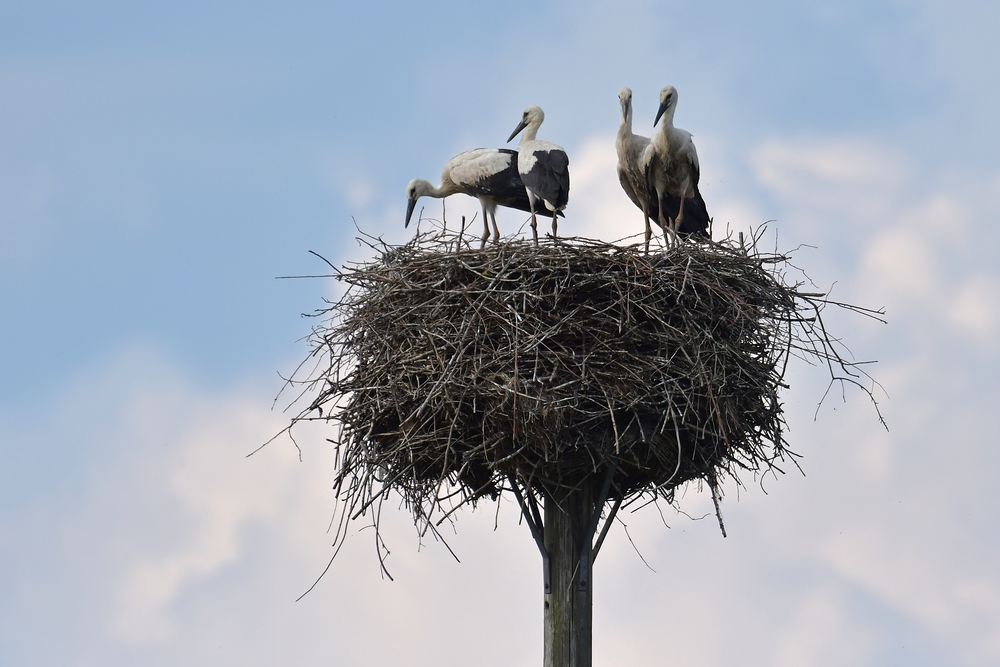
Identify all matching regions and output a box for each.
[652,106,677,148]
[519,119,541,144]
[416,177,460,199]
[619,101,633,138]
[660,107,676,128]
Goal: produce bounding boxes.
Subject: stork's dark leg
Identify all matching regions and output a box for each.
[528,194,539,245]
[491,211,501,244]
[642,203,652,254]
[657,194,677,248]
[674,194,685,240]
[551,209,558,240]
[481,203,490,249]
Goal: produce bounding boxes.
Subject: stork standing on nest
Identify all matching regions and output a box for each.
[642,85,711,243]
[405,148,541,246]
[615,87,658,252]
[507,106,570,244]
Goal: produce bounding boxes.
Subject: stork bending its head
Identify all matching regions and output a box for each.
[405,148,540,247]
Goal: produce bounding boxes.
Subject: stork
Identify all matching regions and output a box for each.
[615,87,659,252]
[641,86,711,244]
[507,106,570,244]
[405,147,543,246]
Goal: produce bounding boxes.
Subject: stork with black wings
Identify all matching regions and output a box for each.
[641,86,711,243]
[507,106,570,244]
[405,147,546,246]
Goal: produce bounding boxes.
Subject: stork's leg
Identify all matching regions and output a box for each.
[491,210,501,244]
[481,203,490,249]
[528,194,539,245]
[642,203,652,254]
[674,194,686,239]
[550,209,558,240]
[657,194,677,248]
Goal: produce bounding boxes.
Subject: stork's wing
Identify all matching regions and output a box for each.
[449,149,516,191]
[522,148,570,210]
[618,134,652,213]
[679,138,708,237]
[617,165,642,210]
[450,149,534,214]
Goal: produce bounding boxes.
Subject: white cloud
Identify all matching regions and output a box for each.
[774,583,878,667]
[821,525,1000,664]
[751,137,907,238]
[750,135,1000,356]
[110,392,296,643]
[947,273,1000,350]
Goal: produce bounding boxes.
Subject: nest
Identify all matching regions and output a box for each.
[282,229,882,547]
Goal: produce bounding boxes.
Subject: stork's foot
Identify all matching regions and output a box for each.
[658,213,676,249]
[491,217,501,245]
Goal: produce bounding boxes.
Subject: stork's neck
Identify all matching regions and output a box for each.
[519,120,541,144]
[652,109,676,148]
[436,177,466,198]
[618,104,633,140]
[659,106,676,130]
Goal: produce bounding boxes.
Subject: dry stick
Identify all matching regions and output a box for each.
[278,229,883,578]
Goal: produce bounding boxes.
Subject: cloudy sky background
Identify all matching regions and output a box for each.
[2,1,999,665]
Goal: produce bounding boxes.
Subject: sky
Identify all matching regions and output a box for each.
[2,0,1000,665]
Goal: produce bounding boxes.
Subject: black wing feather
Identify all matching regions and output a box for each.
[521,149,570,210]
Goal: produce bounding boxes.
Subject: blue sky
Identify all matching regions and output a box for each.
[2,1,999,665]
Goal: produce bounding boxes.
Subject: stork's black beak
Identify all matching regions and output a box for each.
[507,118,528,143]
[653,100,668,127]
[405,197,417,227]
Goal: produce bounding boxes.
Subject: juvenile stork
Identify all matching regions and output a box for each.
[405,147,539,246]
[615,87,658,252]
[641,86,710,243]
[507,106,570,244]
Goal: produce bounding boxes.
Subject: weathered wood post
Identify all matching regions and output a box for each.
[543,483,596,667]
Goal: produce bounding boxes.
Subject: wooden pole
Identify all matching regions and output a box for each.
[543,481,597,667]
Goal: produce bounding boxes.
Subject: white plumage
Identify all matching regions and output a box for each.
[615,87,658,252]
[507,106,570,244]
[405,148,537,245]
[641,86,710,242]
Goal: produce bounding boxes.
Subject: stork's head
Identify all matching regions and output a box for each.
[653,85,678,127]
[404,178,432,227]
[507,105,545,143]
[618,87,633,122]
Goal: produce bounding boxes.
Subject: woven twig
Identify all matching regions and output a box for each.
[281,228,883,558]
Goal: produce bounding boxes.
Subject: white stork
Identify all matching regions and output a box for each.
[507,106,570,244]
[641,86,711,243]
[405,147,542,246]
[615,87,659,252]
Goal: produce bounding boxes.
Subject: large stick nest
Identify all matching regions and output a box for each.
[283,229,882,539]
